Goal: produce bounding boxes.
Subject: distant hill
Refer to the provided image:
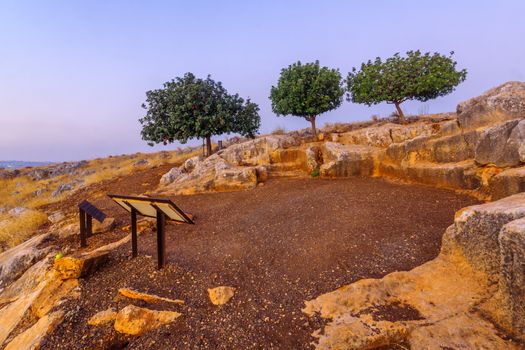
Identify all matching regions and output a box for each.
[0,160,53,169]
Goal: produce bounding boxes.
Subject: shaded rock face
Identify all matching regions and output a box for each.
[0,234,53,289]
[475,119,521,167]
[304,193,525,349]
[457,81,525,130]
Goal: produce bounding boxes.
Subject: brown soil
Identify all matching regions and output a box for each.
[41,172,478,350]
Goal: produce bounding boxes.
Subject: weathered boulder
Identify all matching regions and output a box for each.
[219,135,300,166]
[159,167,182,185]
[475,119,521,167]
[0,233,53,289]
[88,308,117,326]
[92,217,116,234]
[457,81,525,130]
[490,167,525,200]
[133,159,149,167]
[379,160,480,190]
[52,183,73,197]
[319,142,379,177]
[8,207,28,217]
[113,305,181,335]
[208,286,236,305]
[442,193,525,278]
[47,211,65,224]
[337,122,435,148]
[54,250,109,280]
[158,154,258,195]
[498,218,525,338]
[304,193,525,348]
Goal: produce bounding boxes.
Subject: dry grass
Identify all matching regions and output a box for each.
[0,209,48,248]
[0,148,201,250]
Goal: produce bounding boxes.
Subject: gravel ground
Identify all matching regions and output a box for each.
[42,176,478,350]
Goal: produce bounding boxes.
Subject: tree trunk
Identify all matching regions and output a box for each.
[309,116,317,138]
[205,135,212,157]
[394,102,405,122]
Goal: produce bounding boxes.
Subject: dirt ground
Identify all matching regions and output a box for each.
[41,171,478,350]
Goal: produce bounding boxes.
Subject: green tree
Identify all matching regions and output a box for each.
[346,50,467,121]
[139,73,260,156]
[270,61,344,137]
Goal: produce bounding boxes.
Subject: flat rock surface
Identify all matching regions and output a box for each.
[41,177,477,349]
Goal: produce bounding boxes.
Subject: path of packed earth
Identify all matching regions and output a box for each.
[41,166,477,350]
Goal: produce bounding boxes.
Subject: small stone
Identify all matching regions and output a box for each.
[208,286,236,305]
[88,308,117,326]
[117,288,184,305]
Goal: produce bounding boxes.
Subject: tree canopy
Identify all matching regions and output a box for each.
[139,73,260,156]
[346,50,467,120]
[269,61,344,136]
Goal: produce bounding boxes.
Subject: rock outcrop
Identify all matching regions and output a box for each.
[304,193,525,349]
[156,82,525,201]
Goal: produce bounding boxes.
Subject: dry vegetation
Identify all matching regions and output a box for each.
[0,148,201,250]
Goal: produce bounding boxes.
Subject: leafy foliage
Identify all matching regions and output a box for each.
[270,61,344,135]
[140,73,260,154]
[346,50,467,119]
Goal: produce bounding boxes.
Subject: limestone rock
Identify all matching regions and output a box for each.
[3,311,64,350]
[475,119,521,167]
[219,135,300,166]
[8,207,28,216]
[117,288,184,305]
[490,166,525,200]
[304,193,525,348]
[0,233,53,289]
[54,250,109,280]
[313,314,408,350]
[319,142,379,177]
[159,167,182,185]
[457,81,525,130]
[92,217,116,234]
[47,211,65,224]
[114,305,181,335]
[88,308,117,326]
[443,193,525,278]
[208,286,235,305]
[498,217,525,339]
[158,154,258,195]
[52,183,73,197]
[31,277,79,318]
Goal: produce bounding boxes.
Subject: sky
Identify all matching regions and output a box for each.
[0,1,524,162]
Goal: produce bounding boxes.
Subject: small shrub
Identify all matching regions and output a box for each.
[272,126,286,135]
[310,167,320,178]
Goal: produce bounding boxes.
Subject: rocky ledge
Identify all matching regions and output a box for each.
[158,81,525,201]
[303,192,525,349]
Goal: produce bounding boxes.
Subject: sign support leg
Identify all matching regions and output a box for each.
[156,209,166,269]
[131,208,138,258]
[86,214,93,237]
[79,209,87,248]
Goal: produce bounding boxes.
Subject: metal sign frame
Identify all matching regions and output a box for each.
[107,194,194,269]
[78,200,107,248]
